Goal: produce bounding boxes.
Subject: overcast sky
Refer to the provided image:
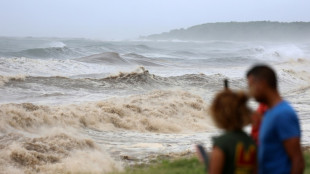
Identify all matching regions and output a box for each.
[0,0,309,40]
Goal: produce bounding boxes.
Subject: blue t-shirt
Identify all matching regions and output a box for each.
[258,100,301,174]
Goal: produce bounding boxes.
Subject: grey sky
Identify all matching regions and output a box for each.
[0,0,309,40]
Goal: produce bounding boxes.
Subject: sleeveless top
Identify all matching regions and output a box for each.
[212,130,256,174]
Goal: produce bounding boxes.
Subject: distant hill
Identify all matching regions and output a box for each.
[142,21,310,41]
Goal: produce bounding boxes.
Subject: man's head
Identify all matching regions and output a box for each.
[246,65,278,103]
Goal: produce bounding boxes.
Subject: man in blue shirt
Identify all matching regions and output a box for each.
[246,65,304,174]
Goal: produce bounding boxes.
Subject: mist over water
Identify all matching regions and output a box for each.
[1,35,310,173]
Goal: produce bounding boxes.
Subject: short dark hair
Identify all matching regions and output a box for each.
[246,64,277,89]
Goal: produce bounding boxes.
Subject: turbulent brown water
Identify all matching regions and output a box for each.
[1,37,310,173]
[0,91,211,133]
[0,90,216,173]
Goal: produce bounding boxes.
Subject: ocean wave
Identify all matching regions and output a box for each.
[104,66,152,79]
[278,59,310,76]
[0,75,27,86]
[0,67,231,95]
[278,61,310,93]
[17,47,81,58]
[1,46,82,59]
[170,51,198,56]
[0,131,121,174]
[282,68,310,82]
[259,44,306,61]
[96,67,233,91]
[0,57,111,77]
[101,67,170,87]
[123,53,163,66]
[201,56,258,65]
[77,52,163,66]
[0,90,212,133]
[123,53,147,59]
[134,44,151,50]
[116,44,158,53]
[76,52,129,64]
[47,41,66,48]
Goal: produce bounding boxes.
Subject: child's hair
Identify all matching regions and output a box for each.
[210,90,252,131]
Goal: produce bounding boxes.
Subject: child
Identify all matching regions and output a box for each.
[209,90,257,174]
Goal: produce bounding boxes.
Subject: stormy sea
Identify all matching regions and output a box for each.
[1,35,310,173]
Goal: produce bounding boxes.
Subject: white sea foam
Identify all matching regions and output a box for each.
[258,44,306,61]
[47,41,66,48]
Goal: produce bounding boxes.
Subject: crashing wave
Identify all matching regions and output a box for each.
[0,131,121,174]
[0,75,27,86]
[0,90,212,133]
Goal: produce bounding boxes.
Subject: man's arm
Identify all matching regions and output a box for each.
[283,137,305,174]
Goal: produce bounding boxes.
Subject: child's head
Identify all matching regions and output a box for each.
[210,90,252,131]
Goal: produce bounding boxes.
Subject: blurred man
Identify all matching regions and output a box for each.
[246,65,304,174]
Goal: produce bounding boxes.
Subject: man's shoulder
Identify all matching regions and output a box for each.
[279,100,294,109]
[273,100,296,116]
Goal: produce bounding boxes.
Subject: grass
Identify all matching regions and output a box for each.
[305,153,310,174]
[113,157,205,174]
[111,152,310,174]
